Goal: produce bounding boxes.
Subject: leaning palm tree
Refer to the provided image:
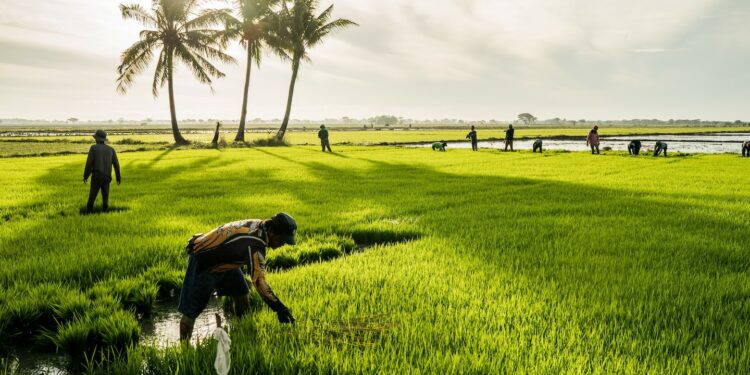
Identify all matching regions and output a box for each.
[117,0,235,144]
[270,0,357,141]
[221,0,280,142]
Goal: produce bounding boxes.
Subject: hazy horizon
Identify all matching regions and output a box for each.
[1,0,749,122]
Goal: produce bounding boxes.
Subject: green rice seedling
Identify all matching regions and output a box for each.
[52,318,94,358]
[266,252,298,271]
[95,311,140,349]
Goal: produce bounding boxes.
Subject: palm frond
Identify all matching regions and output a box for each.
[116,38,159,94]
[120,3,158,27]
[151,49,169,97]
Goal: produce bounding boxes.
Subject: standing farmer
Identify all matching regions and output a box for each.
[504,124,515,152]
[83,130,121,213]
[318,125,332,152]
[179,213,298,340]
[466,125,478,151]
[587,126,600,154]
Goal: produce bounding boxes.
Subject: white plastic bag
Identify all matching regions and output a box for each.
[213,317,231,375]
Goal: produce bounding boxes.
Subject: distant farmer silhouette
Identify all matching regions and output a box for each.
[318,125,332,152]
[532,138,543,153]
[83,130,121,213]
[432,141,447,151]
[743,141,750,157]
[586,126,600,154]
[466,125,478,151]
[504,124,515,152]
[653,141,668,157]
[628,140,642,155]
[179,213,298,341]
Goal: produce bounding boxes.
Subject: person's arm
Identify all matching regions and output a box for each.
[84,146,94,182]
[112,149,121,184]
[249,247,294,323]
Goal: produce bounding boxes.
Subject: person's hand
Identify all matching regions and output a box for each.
[83,177,87,184]
[117,178,121,186]
[277,308,295,324]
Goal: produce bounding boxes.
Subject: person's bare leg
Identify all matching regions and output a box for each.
[232,294,251,318]
[180,315,195,341]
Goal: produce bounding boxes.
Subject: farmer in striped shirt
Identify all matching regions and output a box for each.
[179,213,297,340]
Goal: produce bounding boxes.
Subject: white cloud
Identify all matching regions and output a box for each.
[0,0,749,121]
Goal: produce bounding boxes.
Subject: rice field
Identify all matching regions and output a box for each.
[2,126,748,157]
[1,145,749,373]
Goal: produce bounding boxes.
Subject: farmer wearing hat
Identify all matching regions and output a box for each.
[179,213,298,340]
[83,129,121,213]
[318,124,332,152]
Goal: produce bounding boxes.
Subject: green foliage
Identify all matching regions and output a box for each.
[2,146,750,372]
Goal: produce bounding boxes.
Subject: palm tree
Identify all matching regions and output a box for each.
[221,0,280,142]
[270,0,357,141]
[117,0,236,144]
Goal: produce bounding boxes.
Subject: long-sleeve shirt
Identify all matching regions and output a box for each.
[84,143,120,182]
[505,128,515,140]
[318,129,329,140]
[466,130,477,141]
[587,131,599,146]
[186,219,287,312]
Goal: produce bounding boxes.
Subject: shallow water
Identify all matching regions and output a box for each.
[140,296,226,348]
[413,133,750,154]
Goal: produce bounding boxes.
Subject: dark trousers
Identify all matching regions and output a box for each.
[628,145,640,155]
[321,139,332,152]
[504,140,513,151]
[471,141,478,151]
[533,144,542,153]
[743,145,749,157]
[87,174,110,212]
[590,144,599,154]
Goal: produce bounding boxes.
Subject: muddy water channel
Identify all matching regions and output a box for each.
[6,297,225,374]
[411,133,750,154]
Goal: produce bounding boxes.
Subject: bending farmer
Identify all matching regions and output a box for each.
[432,141,447,152]
[318,125,332,152]
[533,138,543,153]
[628,140,642,155]
[587,126,600,154]
[653,141,668,157]
[743,141,750,157]
[83,130,121,213]
[179,213,298,340]
[466,125,478,151]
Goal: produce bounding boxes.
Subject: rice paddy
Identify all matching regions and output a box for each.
[1,143,749,373]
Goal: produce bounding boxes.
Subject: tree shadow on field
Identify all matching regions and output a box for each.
[4,148,750,370]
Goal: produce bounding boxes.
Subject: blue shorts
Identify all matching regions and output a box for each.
[178,255,250,319]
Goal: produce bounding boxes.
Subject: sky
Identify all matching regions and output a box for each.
[0,0,749,122]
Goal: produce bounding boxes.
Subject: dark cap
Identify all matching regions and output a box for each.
[269,212,297,245]
[93,129,107,142]
[320,124,326,129]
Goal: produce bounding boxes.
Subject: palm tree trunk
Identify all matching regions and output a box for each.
[276,58,300,141]
[167,51,187,145]
[235,46,253,142]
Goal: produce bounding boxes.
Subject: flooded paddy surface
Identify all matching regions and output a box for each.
[5,297,225,374]
[412,133,750,154]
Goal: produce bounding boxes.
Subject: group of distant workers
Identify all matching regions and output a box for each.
[432,124,747,157]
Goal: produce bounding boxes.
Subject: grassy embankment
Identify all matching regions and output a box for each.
[1,146,749,373]
[2,126,749,157]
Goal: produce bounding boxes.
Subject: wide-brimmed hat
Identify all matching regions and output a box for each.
[93,129,107,142]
